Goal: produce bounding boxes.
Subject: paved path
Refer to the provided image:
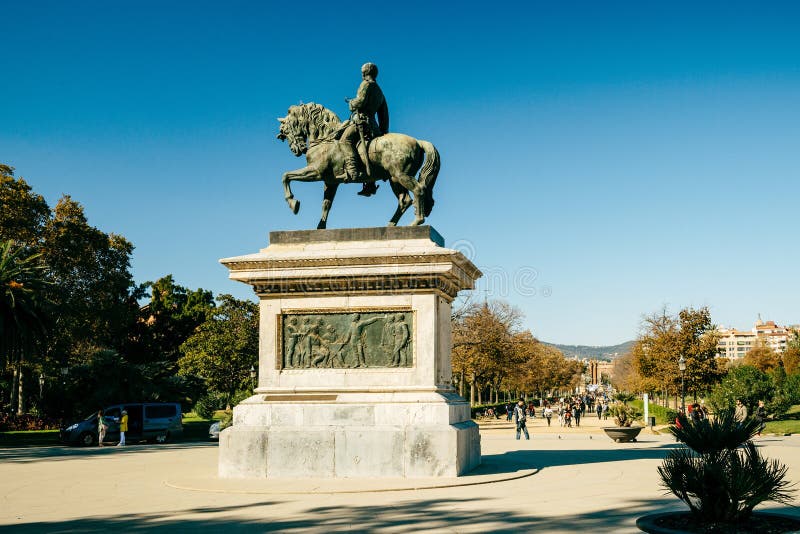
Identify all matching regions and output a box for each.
[1,421,798,533]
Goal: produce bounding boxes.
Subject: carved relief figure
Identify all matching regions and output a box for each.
[390,313,410,367]
[282,312,412,369]
[340,313,384,368]
[285,317,300,367]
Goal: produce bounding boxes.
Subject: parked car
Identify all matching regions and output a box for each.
[209,416,232,441]
[60,402,183,446]
[209,421,221,440]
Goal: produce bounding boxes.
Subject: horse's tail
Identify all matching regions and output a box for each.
[417,140,440,217]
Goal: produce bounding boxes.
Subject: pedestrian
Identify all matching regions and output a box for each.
[514,400,530,440]
[506,402,514,422]
[734,399,747,428]
[574,404,581,427]
[564,406,572,427]
[97,409,108,447]
[596,401,602,419]
[601,401,609,420]
[755,400,767,436]
[117,409,128,446]
[544,405,553,427]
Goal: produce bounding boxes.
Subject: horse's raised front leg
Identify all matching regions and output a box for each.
[318,182,339,229]
[282,165,322,214]
[393,173,426,226]
[388,181,412,226]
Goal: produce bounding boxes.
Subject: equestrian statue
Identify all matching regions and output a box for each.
[277,63,440,229]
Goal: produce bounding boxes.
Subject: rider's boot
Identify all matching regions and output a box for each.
[343,151,364,183]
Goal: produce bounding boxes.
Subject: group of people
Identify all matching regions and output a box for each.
[96,409,128,447]
[502,393,616,439]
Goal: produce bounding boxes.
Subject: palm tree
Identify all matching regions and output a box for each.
[0,240,50,414]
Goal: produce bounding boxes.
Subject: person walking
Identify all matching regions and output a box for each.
[97,409,107,447]
[734,399,748,428]
[596,400,602,419]
[117,409,128,446]
[506,402,514,422]
[514,400,530,440]
[574,403,581,427]
[544,405,553,427]
[755,400,767,436]
[601,401,609,420]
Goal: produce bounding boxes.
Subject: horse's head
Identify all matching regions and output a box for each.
[277,108,307,157]
[276,103,342,157]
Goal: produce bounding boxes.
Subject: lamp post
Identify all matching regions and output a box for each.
[249,365,256,391]
[678,355,686,415]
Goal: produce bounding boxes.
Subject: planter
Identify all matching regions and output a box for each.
[637,511,800,533]
[603,426,643,443]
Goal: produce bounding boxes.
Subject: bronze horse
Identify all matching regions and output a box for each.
[277,103,440,228]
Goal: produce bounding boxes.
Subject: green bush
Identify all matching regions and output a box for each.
[658,410,794,525]
[709,365,775,415]
[194,392,226,419]
[631,400,679,425]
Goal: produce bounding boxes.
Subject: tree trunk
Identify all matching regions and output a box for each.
[10,365,19,415]
[477,382,483,405]
[16,363,24,415]
[470,381,476,406]
[459,372,464,397]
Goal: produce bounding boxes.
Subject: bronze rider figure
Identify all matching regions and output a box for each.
[341,62,389,197]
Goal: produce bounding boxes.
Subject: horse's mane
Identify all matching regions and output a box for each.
[288,103,342,141]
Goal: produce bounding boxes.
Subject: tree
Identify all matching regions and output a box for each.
[782,333,800,375]
[743,341,780,372]
[631,307,722,407]
[41,196,139,359]
[0,165,49,248]
[0,241,51,413]
[178,295,258,408]
[452,300,522,404]
[1,166,140,417]
[126,275,214,366]
[708,365,774,414]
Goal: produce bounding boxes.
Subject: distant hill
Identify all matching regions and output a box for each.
[543,340,635,361]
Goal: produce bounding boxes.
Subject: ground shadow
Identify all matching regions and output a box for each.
[0,496,686,533]
[0,441,217,464]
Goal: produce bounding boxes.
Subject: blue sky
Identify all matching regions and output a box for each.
[2,1,799,345]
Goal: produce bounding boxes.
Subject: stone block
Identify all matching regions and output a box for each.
[334,427,405,477]
[218,427,269,478]
[266,429,335,477]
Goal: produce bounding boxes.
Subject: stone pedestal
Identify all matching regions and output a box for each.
[218,226,482,478]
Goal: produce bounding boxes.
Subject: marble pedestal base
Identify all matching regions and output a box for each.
[218,227,483,479]
[219,392,480,478]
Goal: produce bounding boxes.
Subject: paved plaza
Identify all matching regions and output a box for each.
[2,415,799,533]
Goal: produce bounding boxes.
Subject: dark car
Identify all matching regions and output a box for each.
[60,402,183,446]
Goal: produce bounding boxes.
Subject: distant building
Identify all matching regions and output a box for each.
[716,318,797,360]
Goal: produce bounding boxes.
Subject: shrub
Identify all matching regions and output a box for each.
[658,410,794,525]
[608,402,642,427]
[708,365,774,415]
[193,392,226,419]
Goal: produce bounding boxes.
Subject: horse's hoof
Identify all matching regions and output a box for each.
[387,222,397,227]
[410,218,425,226]
[288,198,300,214]
[317,221,327,230]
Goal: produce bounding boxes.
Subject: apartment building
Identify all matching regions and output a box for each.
[716,318,796,359]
